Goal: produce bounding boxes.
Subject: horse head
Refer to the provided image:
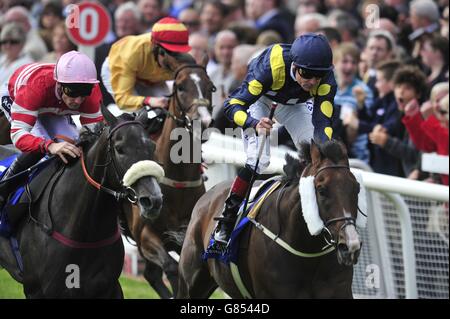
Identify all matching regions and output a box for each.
[168,55,216,134]
[298,139,364,266]
[101,104,164,221]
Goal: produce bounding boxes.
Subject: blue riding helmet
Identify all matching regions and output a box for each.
[290,33,333,78]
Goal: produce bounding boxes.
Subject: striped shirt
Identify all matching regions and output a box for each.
[7,63,103,153]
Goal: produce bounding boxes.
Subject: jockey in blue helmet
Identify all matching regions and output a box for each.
[212,33,338,246]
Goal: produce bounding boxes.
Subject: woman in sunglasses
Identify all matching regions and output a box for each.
[0,50,102,207]
[0,22,33,87]
[213,33,338,245]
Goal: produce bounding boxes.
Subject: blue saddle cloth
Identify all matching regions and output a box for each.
[202,180,277,264]
[0,155,46,238]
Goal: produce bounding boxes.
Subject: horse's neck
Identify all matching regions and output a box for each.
[156,101,202,181]
[56,135,118,239]
[85,135,112,185]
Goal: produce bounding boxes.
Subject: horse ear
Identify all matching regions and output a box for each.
[338,140,350,165]
[101,103,118,126]
[199,51,209,68]
[338,140,349,156]
[136,107,148,124]
[310,139,322,165]
[164,53,182,72]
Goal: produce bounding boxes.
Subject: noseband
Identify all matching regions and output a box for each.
[166,64,216,132]
[313,165,357,248]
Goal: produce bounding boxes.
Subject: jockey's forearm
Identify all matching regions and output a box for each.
[224,99,259,129]
[113,93,145,112]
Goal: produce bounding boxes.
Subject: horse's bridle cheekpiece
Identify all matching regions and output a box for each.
[165,64,215,132]
[81,121,146,203]
[299,164,365,249]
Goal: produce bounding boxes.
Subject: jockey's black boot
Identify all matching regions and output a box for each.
[0,152,43,208]
[214,165,256,244]
[213,192,242,244]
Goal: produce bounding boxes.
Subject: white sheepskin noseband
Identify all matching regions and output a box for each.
[123,160,165,187]
[299,176,324,236]
[298,171,368,236]
[353,170,367,229]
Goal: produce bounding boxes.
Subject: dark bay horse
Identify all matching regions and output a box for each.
[0,105,164,298]
[0,112,12,145]
[177,140,365,298]
[122,54,216,298]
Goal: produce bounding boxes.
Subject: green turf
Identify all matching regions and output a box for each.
[119,275,160,299]
[0,269,227,299]
[0,269,24,299]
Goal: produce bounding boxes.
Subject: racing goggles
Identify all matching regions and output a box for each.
[61,83,93,98]
[295,66,327,79]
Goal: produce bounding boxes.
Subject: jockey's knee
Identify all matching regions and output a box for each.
[258,157,270,174]
[246,156,270,174]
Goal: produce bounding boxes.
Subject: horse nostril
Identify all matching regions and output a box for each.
[338,243,349,254]
[139,197,152,209]
[139,196,162,209]
[151,195,162,210]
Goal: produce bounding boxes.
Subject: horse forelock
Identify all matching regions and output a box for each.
[285,140,348,182]
[318,141,346,164]
[298,140,346,165]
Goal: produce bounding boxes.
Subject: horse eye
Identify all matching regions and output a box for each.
[178,85,185,92]
[115,145,125,155]
[317,186,328,197]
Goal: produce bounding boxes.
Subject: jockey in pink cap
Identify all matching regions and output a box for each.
[0,50,103,208]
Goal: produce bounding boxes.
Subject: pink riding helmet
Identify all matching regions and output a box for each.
[54,50,99,84]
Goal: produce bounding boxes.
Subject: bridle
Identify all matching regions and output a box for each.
[165,64,216,133]
[22,121,149,252]
[81,120,147,204]
[312,165,358,248]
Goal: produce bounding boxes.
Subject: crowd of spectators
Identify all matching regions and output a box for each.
[0,0,448,185]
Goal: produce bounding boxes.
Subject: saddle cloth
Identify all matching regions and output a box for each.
[0,155,18,237]
[202,177,282,263]
[0,155,52,238]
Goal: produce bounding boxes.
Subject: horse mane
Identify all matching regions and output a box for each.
[282,153,302,184]
[78,113,136,150]
[118,113,135,121]
[174,53,196,65]
[78,121,106,151]
[282,140,346,183]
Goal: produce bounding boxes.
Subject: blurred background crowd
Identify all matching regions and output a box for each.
[0,0,448,185]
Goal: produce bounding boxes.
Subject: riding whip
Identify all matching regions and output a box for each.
[242,102,278,214]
